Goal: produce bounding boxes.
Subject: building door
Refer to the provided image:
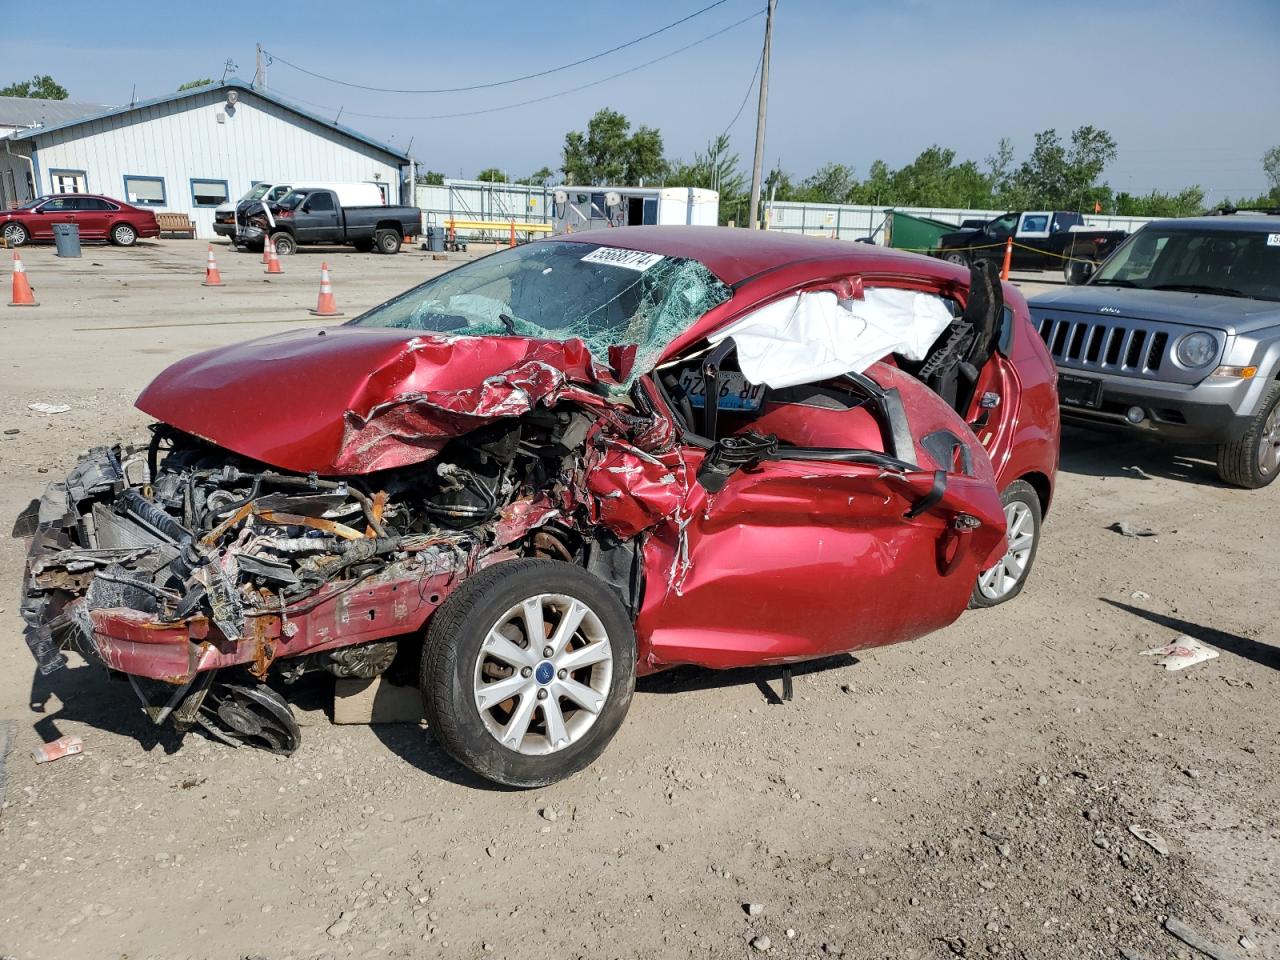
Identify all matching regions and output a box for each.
[51,171,86,194]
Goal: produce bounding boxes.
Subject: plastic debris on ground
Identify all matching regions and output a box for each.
[1127,824,1170,855]
[32,735,84,764]
[1110,521,1157,538]
[1140,635,1220,671]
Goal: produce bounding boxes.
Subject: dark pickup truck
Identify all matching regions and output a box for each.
[248,188,420,255]
[933,211,1128,278]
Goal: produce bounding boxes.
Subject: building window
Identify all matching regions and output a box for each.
[191,178,229,207]
[50,169,87,194]
[123,175,166,206]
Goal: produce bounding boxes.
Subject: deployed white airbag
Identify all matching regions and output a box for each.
[708,289,954,389]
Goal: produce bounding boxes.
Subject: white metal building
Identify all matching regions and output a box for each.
[0,80,412,238]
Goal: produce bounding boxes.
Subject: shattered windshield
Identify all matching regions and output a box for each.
[350,240,733,383]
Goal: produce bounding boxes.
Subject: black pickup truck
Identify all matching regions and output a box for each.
[933,211,1128,278]
[248,188,420,255]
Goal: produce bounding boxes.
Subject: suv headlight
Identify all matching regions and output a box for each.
[1175,332,1217,368]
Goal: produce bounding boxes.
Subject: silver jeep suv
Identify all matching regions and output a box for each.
[1028,216,1280,487]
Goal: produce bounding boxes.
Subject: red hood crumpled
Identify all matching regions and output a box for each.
[136,327,619,475]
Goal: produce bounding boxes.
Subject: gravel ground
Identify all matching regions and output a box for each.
[0,240,1275,960]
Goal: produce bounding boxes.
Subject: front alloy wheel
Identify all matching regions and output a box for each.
[970,480,1042,608]
[421,559,635,787]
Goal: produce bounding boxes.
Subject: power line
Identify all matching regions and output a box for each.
[263,0,733,95]
[271,10,764,123]
[719,48,763,141]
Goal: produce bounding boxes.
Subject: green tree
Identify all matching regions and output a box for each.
[416,171,445,186]
[476,168,508,183]
[177,78,213,91]
[1009,126,1116,210]
[763,165,795,201]
[0,74,68,99]
[1114,186,1206,218]
[1263,145,1280,202]
[794,163,857,204]
[667,134,747,224]
[520,166,557,186]
[561,108,666,185]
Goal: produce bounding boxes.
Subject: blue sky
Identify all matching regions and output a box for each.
[3,0,1277,203]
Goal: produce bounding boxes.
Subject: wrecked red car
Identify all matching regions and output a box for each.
[19,227,1058,787]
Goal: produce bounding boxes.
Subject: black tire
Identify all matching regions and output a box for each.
[270,232,296,256]
[969,479,1042,608]
[110,222,137,246]
[421,559,636,788]
[2,223,30,247]
[943,250,969,266]
[1216,382,1280,489]
[352,238,374,253]
[374,229,402,254]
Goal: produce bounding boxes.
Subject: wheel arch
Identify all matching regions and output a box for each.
[1016,470,1053,517]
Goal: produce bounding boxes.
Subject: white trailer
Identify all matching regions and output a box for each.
[551,186,718,234]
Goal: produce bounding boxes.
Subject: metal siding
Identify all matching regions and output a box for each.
[764,201,1160,243]
[29,89,403,238]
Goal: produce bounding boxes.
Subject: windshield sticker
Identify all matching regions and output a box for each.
[580,247,665,271]
[1268,233,1280,247]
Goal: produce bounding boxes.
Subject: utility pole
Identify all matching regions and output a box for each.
[254,44,266,90]
[747,0,777,230]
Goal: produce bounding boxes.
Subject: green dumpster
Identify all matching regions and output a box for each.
[886,210,959,253]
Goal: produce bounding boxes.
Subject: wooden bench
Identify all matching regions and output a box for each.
[155,212,196,238]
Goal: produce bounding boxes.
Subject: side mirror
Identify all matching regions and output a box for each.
[695,432,778,492]
[1065,259,1095,285]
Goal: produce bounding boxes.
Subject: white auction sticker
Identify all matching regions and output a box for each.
[1268,233,1280,246]
[580,247,665,271]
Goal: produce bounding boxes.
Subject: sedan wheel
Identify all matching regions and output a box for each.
[970,480,1042,608]
[421,559,635,787]
[3,223,30,246]
[111,223,137,246]
[471,593,614,756]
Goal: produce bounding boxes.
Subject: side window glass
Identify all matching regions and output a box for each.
[987,215,1016,238]
[307,192,335,212]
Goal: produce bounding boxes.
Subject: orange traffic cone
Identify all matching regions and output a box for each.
[201,245,225,287]
[1000,236,1013,281]
[7,252,38,307]
[309,262,343,317]
[261,233,274,265]
[264,239,283,275]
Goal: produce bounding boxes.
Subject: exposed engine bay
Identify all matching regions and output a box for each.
[18,399,660,750]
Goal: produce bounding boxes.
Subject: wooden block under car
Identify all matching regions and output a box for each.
[333,677,425,724]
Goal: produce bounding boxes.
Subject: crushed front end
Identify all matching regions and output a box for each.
[17,383,669,750]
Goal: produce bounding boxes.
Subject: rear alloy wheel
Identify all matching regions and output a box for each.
[3,223,30,246]
[110,223,137,246]
[970,480,1042,608]
[943,251,968,266]
[374,229,402,254]
[1217,383,1280,489]
[421,559,635,788]
[270,232,296,256]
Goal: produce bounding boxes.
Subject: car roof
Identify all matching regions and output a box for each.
[552,225,942,287]
[1146,215,1280,233]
